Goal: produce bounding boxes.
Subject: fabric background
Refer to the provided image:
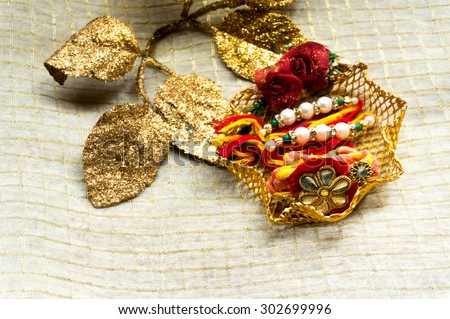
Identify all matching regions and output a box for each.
[0,0,449,298]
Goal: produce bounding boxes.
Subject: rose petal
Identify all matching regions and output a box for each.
[278,41,330,93]
[256,70,303,109]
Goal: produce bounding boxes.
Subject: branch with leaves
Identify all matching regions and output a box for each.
[44,0,304,208]
[43,0,406,225]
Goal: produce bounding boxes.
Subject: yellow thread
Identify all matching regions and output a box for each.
[219,118,263,134]
[275,166,297,180]
[352,112,373,123]
[245,139,265,150]
[233,149,252,158]
[212,134,242,146]
[364,155,374,165]
[309,105,359,127]
[266,159,285,167]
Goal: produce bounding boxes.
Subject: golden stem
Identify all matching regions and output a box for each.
[135,0,245,104]
[190,20,218,34]
[181,0,193,17]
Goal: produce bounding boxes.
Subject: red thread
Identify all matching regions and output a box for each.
[213,114,264,133]
[217,135,261,159]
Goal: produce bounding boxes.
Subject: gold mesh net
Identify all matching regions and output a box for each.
[224,63,407,224]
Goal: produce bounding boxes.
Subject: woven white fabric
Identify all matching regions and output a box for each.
[0,0,449,298]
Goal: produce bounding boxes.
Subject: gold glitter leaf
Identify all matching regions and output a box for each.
[219,10,306,54]
[154,74,231,163]
[215,31,281,81]
[44,17,140,85]
[83,104,170,208]
[245,0,295,9]
[215,10,306,81]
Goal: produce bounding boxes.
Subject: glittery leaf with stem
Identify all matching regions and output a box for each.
[214,10,307,81]
[45,1,307,209]
[44,17,141,85]
[154,74,232,164]
[83,104,172,208]
[44,0,406,223]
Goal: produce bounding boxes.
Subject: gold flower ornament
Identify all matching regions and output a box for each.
[298,166,351,214]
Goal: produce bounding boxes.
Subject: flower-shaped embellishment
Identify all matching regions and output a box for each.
[349,161,374,183]
[255,42,331,109]
[298,166,352,214]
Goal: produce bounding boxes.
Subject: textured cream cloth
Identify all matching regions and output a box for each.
[0,0,449,298]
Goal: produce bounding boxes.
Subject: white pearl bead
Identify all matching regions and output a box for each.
[338,58,351,65]
[364,115,375,126]
[334,122,350,140]
[299,102,314,120]
[317,97,333,114]
[294,127,310,145]
[315,124,332,142]
[280,108,296,126]
[265,140,276,152]
[259,129,266,136]
[351,97,359,105]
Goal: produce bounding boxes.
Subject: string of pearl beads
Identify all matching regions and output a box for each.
[264,115,376,152]
[259,96,361,137]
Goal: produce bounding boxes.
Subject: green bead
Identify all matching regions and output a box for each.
[355,123,362,131]
[282,134,291,142]
[271,119,278,127]
[337,97,344,105]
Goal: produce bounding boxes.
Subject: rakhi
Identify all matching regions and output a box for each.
[259,94,361,134]
[264,115,376,151]
[254,94,376,147]
[44,0,407,224]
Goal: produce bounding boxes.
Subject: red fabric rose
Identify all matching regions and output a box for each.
[254,42,330,109]
[255,65,303,110]
[278,42,330,93]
